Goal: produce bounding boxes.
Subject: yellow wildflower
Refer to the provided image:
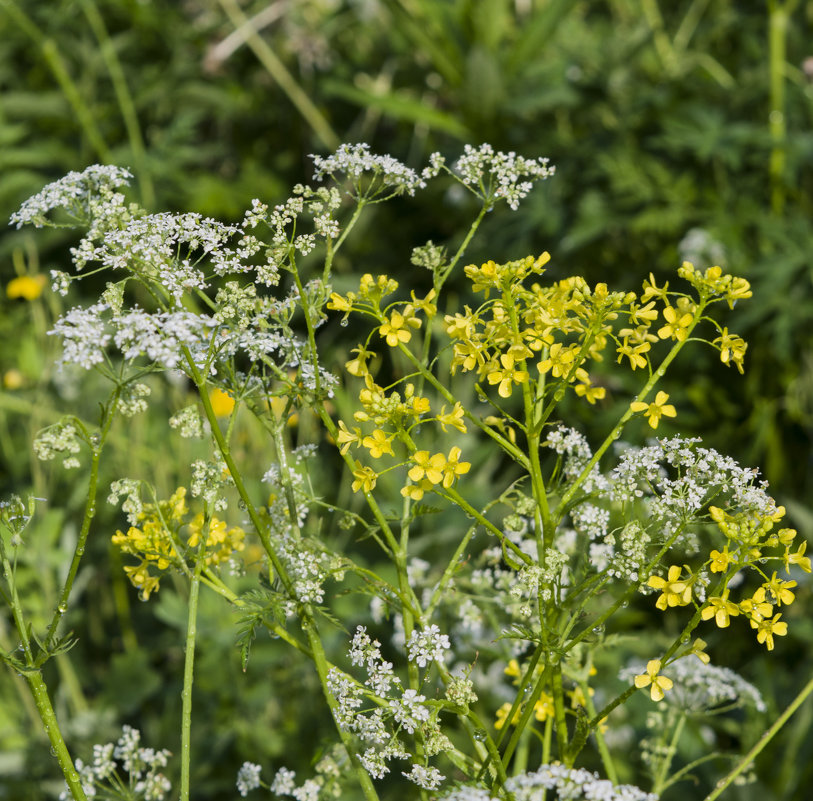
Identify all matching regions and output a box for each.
[400,478,434,501]
[647,565,691,610]
[616,339,650,370]
[534,692,555,721]
[487,353,529,398]
[495,702,521,730]
[657,306,694,341]
[209,388,235,417]
[751,613,788,651]
[739,588,773,622]
[441,446,471,488]
[785,541,811,573]
[410,288,437,317]
[408,451,447,485]
[708,546,734,573]
[634,659,673,702]
[436,402,467,433]
[362,429,395,458]
[763,572,797,606]
[641,273,669,302]
[335,421,362,455]
[351,462,377,493]
[689,638,710,665]
[379,309,420,346]
[630,391,676,430]
[7,274,46,300]
[701,591,740,628]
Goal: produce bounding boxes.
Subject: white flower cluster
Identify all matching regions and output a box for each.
[190,455,233,511]
[237,761,262,796]
[117,382,151,417]
[10,164,133,228]
[59,725,171,801]
[108,478,144,525]
[611,436,777,548]
[451,144,555,210]
[545,425,609,493]
[439,764,656,801]
[33,419,83,469]
[169,405,205,439]
[311,143,426,196]
[620,658,765,713]
[405,624,450,668]
[402,763,445,790]
[49,302,111,370]
[327,626,447,783]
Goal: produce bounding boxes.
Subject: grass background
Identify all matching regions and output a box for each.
[1,1,812,798]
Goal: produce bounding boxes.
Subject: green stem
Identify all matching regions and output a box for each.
[179,525,207,801]
[1,0,112,162]
[300,616,381,801]
[767,0,797,214]
[652,712,685,794]
[216,0,339,151]
[580,677,618,783]
[438,204,488,284]
[704,671,813,801]
[78,0,154,208]
[26,671,87,801]
[46,396,118,646]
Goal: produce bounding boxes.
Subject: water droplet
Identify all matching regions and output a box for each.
[50,747,57,757]
[680,635,689,643]
[473,729,487,741]
[340,318,348,327]
[57,605,67,614]
[592,624,605,635]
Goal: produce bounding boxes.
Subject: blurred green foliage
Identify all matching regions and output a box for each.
[1,0,813,799]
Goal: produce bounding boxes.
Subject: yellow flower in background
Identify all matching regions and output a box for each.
[494,702,521,730]
[210,388,235,417]
[634,659,673,702]
[3,369,24,390]
[7,274,46,300]
[630,391,676,429]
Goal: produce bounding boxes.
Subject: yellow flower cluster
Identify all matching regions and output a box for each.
[646,505,808,652]
[112,487,245,599]
[495,659,555,728]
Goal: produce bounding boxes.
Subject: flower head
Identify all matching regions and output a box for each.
[634,659,673,701]
[630,391,677,429]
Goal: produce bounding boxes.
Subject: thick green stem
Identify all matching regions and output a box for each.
[26,671,87,801]
[767,0,797,214]
[179,535,206,801]
[300,617,381,801]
